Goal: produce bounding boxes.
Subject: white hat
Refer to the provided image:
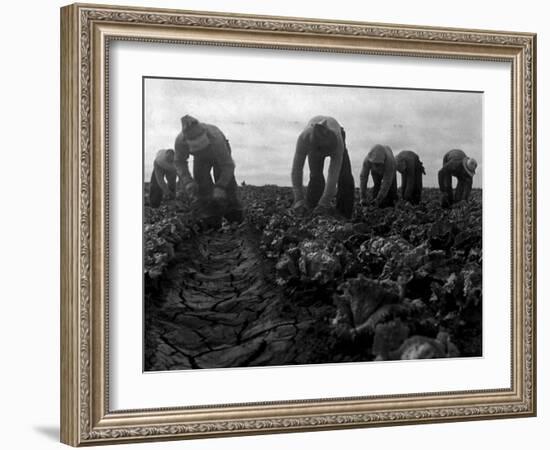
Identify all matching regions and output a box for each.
[463,157,478,177]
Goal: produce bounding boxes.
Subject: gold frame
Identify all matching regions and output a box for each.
[60,2,537,446]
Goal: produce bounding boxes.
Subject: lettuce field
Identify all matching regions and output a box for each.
[144,185,482,371]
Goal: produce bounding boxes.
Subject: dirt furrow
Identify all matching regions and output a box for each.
[144,223,301,371]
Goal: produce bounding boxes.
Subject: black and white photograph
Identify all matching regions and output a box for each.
[143,77,482,371]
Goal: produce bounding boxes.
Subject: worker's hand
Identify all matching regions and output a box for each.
[360,197,369,207]
[184,181,198,198]
[291,199,308,215]
[212,186,227,201]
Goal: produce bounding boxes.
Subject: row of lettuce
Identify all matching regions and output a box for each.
[243,186,482,360]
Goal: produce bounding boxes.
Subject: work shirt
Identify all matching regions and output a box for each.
[441,149,470,179]
[153,149,177,189]
[396,150,424,174]
[174,123,235,189]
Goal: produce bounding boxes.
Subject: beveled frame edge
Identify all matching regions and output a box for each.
[60,2,537,446]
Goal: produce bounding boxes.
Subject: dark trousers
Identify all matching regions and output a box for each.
[372,172,398,208]
[401,166,423,205]
[149,170,176,208]
[306,148,355,219]
[455,176,472,202]
[438,169,472,206]
[193,158,243,222]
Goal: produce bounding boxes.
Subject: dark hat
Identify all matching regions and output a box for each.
[181,115,206,140]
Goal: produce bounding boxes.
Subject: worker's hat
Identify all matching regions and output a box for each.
[463,157,478,177]
[181,115,209,153]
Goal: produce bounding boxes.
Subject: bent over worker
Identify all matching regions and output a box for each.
[174,115,244,227]
[360,144,398,208]
[291,116,355,219]
[438,149,478,207]
[149,149,177,208]
[395,150,425,205]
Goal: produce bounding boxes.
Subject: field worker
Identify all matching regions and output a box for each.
[438,149,478,207]
[291,116,355,218]
[360,144,398,208]
[395,150,425,205]
[149,149,177,208]
[175,115,244,227]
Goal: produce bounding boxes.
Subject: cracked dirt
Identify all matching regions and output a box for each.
[144,222,333,371]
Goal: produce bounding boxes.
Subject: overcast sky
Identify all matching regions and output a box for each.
[144,78,482,188]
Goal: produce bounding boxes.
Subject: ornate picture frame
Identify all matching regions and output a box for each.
[60,3,536,446]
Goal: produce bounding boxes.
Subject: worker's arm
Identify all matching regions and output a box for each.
[153,164,170,194]
[318,140,344,208]
[291,133,309,204]
[375,148,397,205]
[360,158,371,203]
[462,175,473,201]
[174,134,193,187]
